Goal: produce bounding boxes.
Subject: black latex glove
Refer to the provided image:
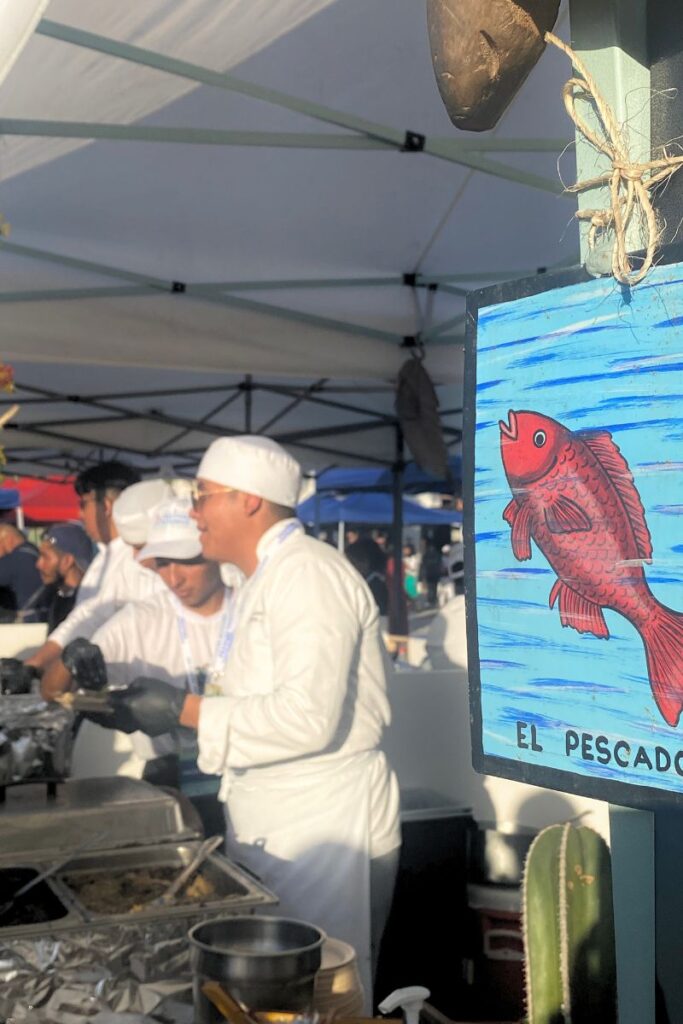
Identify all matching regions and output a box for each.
[107,677,186,737]
[62,638,108,691]
[0,658,38,694]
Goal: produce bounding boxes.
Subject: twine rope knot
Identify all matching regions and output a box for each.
[546,31,683,286]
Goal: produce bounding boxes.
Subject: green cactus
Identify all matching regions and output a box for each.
[522,822,617,1024]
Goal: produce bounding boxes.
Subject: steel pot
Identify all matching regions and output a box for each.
[468,822,537,885]
[189,915,325,1024]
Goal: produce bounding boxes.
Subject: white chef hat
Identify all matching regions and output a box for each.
[197,435,302,508]
[138,496,202,562]
[112,479,174,546]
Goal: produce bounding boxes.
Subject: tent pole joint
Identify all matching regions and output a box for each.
[402,130,426,152]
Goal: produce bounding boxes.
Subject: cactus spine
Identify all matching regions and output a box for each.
[522,822,617,1024]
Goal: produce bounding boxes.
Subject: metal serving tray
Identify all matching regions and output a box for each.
[0,840,276,939]
[0,776,201,860]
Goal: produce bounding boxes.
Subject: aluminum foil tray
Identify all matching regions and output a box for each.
[0,693,74,785]
[0,777,201,860]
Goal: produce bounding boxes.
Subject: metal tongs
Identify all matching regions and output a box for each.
[151,833,223,907]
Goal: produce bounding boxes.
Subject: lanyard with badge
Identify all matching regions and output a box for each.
[173,592,236,695]
[174,521,300,695]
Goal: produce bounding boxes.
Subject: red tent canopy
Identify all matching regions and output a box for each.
[2,476,80,523]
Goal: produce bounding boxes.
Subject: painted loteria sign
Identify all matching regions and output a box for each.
[465,254,683,808]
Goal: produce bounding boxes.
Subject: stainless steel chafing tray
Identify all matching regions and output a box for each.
[0,775,201,858]
[0,839,276,940]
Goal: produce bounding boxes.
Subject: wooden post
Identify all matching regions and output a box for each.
[568,4,654,1022]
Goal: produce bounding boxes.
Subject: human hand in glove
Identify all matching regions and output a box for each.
[62,638,108,691]
[105,677,187,737]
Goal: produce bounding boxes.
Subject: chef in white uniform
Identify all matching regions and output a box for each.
[106,436,401,1002]
[47,498,236,805]
[31,473,168,677]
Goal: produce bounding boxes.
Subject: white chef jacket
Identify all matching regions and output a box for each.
[91,586,232,762]
[197,519,400,995]
[49,536,164,649]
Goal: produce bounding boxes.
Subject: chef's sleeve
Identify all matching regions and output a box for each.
[49,592,122,648]
[197,560,361,772]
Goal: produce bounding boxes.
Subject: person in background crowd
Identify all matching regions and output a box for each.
[42,498,237,832]
[402,542,420,605]
[35,523,95,632]
[420,541,444,607]
[26,464,164,674]
[426,542,467,670]
[91,436,400,1003]
[0,524,48,623]
[346,534,389,616]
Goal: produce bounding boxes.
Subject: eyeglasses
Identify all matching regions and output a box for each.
[190,481,235,510]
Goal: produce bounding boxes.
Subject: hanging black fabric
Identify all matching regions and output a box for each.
[395,358,450,480]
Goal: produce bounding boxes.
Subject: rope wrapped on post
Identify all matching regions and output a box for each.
[547,31,683,287]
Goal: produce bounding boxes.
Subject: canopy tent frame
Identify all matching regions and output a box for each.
[34,18,562,195]
[0,118,569,155]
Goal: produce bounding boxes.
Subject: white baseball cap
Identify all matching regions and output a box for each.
[197,435,302,508]
[113,479,174,546]
[138,496,202,562]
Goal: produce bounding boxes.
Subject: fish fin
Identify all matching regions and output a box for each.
[503,498,532,560]
[502,498,517,527]
[553,581,609,638]
[544,494,591,534]
[549,578,561,608]
[640,604,683,726]
[580,430,653,561]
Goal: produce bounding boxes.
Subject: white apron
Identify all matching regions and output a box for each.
[223,750,384,1007]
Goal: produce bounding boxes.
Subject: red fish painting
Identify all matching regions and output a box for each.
[499,409,683,727]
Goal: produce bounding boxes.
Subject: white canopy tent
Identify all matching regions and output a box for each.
[0,0,578,477]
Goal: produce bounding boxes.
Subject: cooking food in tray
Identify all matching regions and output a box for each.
[60,860,242,915]
[0,868,69,927]
[61,866,212,913]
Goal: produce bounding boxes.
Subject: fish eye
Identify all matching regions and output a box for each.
[533,430,547,448]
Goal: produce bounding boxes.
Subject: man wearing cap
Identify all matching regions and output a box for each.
[106,436,400,999]
[36,524,95,632]
[43,498,237,809]
[27,466,167,673]
[0,524,47,622]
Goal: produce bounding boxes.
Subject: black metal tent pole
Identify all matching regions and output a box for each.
[390,424,407,638]
[243,375,253,432]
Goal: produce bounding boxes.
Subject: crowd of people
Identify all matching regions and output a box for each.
[1,438,402,1001]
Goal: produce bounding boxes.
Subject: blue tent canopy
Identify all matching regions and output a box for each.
[313,456,461,495]
[297,491,461,527]
[0,488,19,510]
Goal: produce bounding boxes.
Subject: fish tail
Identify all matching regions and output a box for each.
[640,604,683,727]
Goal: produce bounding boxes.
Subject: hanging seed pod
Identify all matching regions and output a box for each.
[426,0,560,131]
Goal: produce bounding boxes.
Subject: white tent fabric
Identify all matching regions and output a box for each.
[0,0,49,92]
[0,0,577,476]
[1,0,337,179]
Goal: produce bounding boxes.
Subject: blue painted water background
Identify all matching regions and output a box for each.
[475,262,683,795]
